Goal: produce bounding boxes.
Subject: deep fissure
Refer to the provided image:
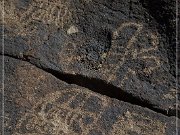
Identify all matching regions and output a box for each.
[2,54,178,118]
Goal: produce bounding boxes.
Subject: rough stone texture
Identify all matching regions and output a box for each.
[0,56,179,135]
[1,0,178,114]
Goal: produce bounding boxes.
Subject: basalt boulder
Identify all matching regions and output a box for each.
[1,0,178,116]
[0,56,179,135]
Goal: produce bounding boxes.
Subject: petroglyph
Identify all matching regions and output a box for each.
[3,0,72,36]
[14,89,109,135]
[100,22,161,84]
[110,111,166,135]
[110,22,160,71]
[13,88,169,135]
[3,1,33,36]
[30,0,72,29]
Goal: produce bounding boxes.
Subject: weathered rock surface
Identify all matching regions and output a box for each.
[1,0,178,115]
[0,56,179,135]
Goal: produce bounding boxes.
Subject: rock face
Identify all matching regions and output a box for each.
[0,56,179,135]
[0,0,179,134]
[1,0,178,114]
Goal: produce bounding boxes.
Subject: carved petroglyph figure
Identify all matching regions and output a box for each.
[110,111,166,135]
[14,89,109,135]
[30,0,72,29]
[101,22,161,83]
[14,89,166,135]
[111,22,143,68]
[3,0,72,36]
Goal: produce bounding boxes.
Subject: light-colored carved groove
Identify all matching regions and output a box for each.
[100,22,161,85]
[14,89,109,135]
[110,22,143,70]
[14,88,169,135]
[110,111,166,135]
[3,0,72,37]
